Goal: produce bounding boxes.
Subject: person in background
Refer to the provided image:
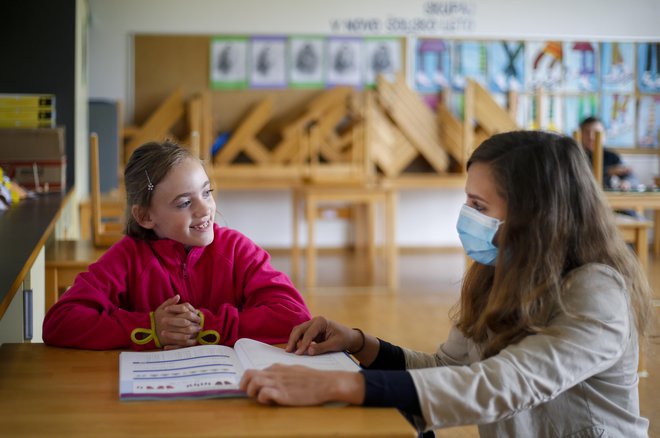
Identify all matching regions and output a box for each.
[240,131,652,437]
[44,141,311,350]
[580,116,636,190]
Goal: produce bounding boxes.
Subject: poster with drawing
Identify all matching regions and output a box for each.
[326,37,363,87]
[564,95,599,137]
[637,95,660,148]
[414,38,451,93]
[601,93,636,147]
[537,94,563,132]
[601,42,635,93]
[450,41,487,91]
[525,41,563,91]
[637,43,660,93]
[289,36,324,88]
[487,41,524,93]
[563,42,599,93]
[210,36,248,89]
[364,37,402,87]
[250,36,287,88]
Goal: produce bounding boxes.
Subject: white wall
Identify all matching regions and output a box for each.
[87,0,660,249]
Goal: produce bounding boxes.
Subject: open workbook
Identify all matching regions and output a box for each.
[119,338,361,400]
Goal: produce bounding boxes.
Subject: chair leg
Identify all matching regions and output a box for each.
[291,189,301,285]
[305,196,316,291]
[386,190,398,291]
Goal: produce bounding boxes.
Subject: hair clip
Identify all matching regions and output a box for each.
[145,170,154,191]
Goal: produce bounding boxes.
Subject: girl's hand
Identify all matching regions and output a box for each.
[240,364,365,406]
[285,316,360,356]
[154,295,201,348]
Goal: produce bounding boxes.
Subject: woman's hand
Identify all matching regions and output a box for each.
[154,295,201,349]
[285,316,361,356]
[240,364,365,406]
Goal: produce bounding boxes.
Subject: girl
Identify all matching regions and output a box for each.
[43,141,311,350]
[240,131,652,436]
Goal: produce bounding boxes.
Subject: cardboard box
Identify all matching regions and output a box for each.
[0,127,66,191]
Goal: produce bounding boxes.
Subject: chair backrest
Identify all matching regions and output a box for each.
[90,133,124,247]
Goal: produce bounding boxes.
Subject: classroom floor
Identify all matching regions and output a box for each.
[269,248,660,438]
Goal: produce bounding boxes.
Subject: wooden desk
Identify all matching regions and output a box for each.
[0,191,72,320]
[0,344,415,437]
[605,191,660,256]
[614,214,652,271]
[292,184,397,291]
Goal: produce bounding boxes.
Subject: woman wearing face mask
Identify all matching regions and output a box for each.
[240,131,653,437]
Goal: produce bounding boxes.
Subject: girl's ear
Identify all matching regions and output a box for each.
[132,204,155,229]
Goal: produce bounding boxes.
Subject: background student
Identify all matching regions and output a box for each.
[580,116,637,190]
[240,131,652,437]
[43,141,311,350]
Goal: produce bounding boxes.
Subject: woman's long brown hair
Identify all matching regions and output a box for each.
[453,130,653,358]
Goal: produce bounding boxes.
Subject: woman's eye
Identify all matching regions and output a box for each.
[203,189,214,198]
[177,200,191,209]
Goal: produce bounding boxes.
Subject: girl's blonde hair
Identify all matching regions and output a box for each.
[123,140,194,240]
[454,130,653,358]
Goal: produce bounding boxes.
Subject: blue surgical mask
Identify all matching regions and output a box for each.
[456,204,503,266]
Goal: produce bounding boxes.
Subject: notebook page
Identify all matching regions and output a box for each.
[119,344,245,398]
[234,338,360,372]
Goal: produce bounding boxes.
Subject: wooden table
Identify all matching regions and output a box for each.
[0,344,415,437]
[292,184,397,291]
[605,191,660,256]
[0,190,72,320]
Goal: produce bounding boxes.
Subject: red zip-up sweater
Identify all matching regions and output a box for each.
[43,224,311,350]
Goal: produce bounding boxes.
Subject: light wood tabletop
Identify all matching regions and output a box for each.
[0,343,415,437]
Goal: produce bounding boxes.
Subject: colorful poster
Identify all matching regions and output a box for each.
[601,42,635,93]
[210,36,248,89]
[364,37,402,87]
[601,94,636,147]
[564,94,599,137]
[525,41,563,91]
[563,41,599,92]
[487,41,524,93]
[414,38,451,93]
[249,36,287,88]
[637,43,660,93]
[450,41,487,91]
[326,37,363,87]
[288,36,325,88]
[637,95,660,148]
[538,94,563,132]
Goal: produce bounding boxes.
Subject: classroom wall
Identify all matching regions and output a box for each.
[87,0,660,249]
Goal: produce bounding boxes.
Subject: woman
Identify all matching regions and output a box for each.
[240,131,652,436]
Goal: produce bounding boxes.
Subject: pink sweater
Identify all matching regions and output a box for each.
[43,224,311,350]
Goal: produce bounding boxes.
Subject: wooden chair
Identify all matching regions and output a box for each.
[44,133,122,310]
[292,117,397,292]
[45,239,107,310]
[89,133,124,247]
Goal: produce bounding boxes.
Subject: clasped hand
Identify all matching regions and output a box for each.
[153,294,201,349]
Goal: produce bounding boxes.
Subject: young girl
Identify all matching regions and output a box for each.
[43,141,311,350]
[240,131,652,436]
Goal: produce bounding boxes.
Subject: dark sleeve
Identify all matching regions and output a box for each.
[359,338,423,417]
[603,150,623,166]
[363,338,406,370]
[361,369,422,417]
